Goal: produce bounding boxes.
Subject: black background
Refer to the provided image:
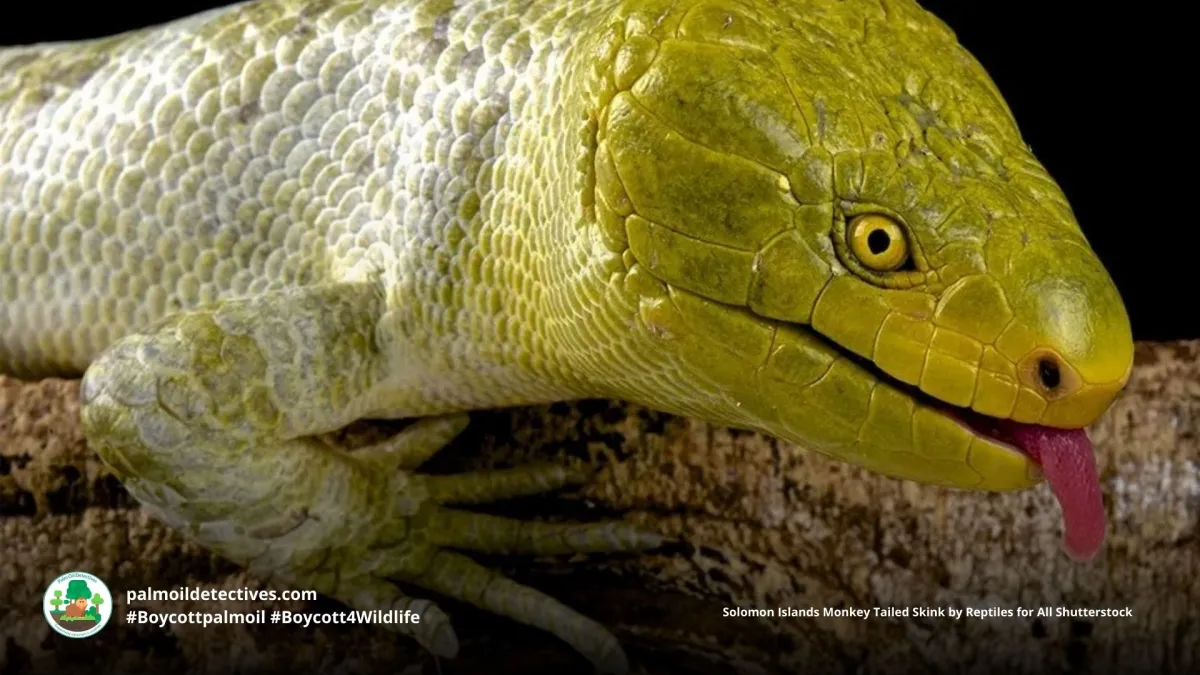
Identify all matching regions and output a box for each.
[2,2,1189,341]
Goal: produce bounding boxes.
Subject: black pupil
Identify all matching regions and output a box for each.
[867,228,891,255]
[1038,358,1061,390]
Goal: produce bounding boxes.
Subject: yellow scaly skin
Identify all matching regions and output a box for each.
[0,0,1133,670]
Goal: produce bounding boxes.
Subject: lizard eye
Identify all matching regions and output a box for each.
[848,214,910,272]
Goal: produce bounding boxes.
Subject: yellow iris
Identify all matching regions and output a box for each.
[848,214,909,272]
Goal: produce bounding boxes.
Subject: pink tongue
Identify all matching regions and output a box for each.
[964,418,1105,560]
[1008,424,1105,560]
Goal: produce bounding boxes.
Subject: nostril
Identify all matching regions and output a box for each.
[1038,358,1061,390]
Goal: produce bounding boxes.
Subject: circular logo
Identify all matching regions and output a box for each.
[43,571,113,638]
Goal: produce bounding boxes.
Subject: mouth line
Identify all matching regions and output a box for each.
[769,322,1107,560]
[811,331,1045,463]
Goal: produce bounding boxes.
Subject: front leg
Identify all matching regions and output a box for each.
[80,281,659,673]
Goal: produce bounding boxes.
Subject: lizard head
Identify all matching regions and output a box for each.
[586,0,1132,558]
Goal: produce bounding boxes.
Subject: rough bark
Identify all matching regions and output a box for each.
[1,342,1197,675]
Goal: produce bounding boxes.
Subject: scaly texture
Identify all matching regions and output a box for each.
[0,0,1134,670]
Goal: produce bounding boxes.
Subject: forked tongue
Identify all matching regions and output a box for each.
[964,418,1105,560]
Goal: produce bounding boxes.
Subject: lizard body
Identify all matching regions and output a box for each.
[0,0,1133,670]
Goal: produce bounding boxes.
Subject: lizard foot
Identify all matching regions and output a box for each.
[352,414,661,674]
[79,284,659,673]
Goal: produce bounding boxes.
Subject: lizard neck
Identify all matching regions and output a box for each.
[367,0,645,415]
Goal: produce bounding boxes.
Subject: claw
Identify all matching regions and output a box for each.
[428,508,663,555]
[412,550,631,673]
[423,462,592,504]
[354,414,471,471]
[342,576,460,658]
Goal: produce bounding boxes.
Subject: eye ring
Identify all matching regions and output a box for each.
[847,214,910,272]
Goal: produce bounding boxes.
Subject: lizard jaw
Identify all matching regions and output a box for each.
[834,340,1106,561]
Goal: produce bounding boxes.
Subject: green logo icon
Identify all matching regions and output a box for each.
[43,571,113,638]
